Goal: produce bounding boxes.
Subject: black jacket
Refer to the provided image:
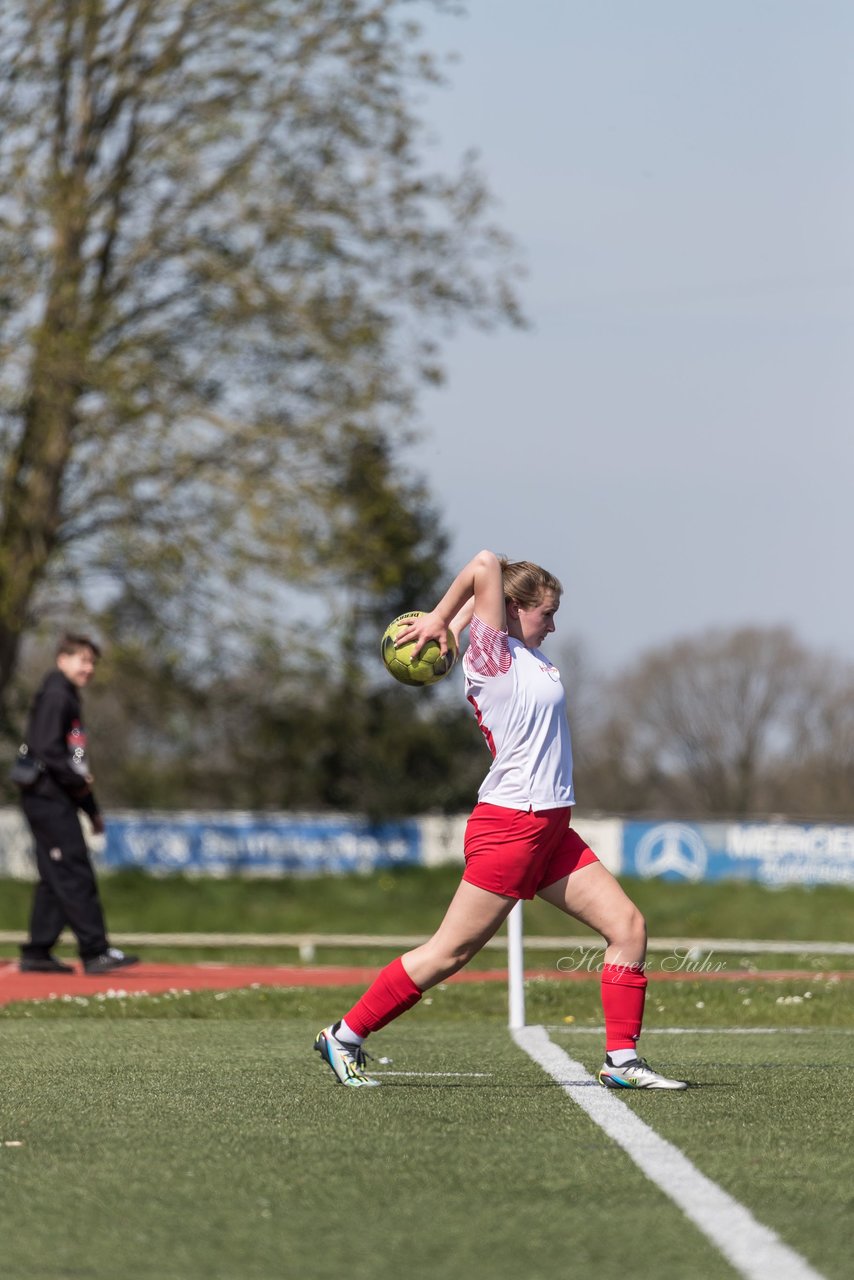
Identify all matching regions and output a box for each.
[24,670,99,818]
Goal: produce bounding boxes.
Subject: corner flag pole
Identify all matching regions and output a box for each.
[507,900,526,1028]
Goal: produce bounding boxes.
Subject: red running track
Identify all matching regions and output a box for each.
[1,961,851,1006]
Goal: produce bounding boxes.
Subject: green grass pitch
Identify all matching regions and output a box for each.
[1,870,851,1278]
[1,988,852,1280]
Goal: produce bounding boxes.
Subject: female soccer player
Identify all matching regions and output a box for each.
[314,549,687,1090]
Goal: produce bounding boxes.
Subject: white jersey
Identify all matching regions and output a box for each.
[463,614,575,810]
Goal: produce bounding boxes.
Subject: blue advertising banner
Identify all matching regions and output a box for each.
[622,820,854,886]
[102,813,423,876]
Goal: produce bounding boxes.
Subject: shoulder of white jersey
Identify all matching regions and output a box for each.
[465,614,512,679]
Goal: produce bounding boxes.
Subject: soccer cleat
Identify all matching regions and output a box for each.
[83,947,140,975]
[598,1054,688,1091]
[313,1025,380,1088]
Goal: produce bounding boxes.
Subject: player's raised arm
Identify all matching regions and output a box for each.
[448,598,475,649]
[395,550,506,656]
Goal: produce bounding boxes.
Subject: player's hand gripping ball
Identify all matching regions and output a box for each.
[381,611,458,687]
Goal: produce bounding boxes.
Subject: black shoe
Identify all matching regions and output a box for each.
[19,954,75,974]
[83,948,140,975]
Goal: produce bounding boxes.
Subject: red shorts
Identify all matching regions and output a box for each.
[462,803,599,900]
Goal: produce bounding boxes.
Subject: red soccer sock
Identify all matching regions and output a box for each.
[601,962,647,1052]
[342,956,423,1039]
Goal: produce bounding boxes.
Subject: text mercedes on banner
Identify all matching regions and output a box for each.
[622,820,854,886]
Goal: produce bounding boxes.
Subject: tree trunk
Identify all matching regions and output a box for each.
[0,276,84,723]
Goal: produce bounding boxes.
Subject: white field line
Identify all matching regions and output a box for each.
[0,930,852,955]
[548,1025,854,1036]
[513,1025,825,1280]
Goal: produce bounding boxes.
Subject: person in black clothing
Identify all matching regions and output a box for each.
[17,632,139,976]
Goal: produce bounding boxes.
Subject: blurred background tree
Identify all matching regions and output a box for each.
[571,627,854,822]
[2,5,851,822]
[10,621,837,819]
[0,0,522,729]
[604,627,812,816]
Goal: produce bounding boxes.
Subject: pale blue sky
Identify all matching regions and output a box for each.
[411,1,854,671]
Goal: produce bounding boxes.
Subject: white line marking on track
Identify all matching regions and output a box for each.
[513,1025,825,1280]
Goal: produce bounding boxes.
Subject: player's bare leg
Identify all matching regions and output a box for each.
[402,879,516,990]
[314,879,514,1087]
[539,863,687,1090]
[538,860,646,966]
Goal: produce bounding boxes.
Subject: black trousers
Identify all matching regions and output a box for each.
[20,792,109,961]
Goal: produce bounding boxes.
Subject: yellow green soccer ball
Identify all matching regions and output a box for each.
[381,611,458,687]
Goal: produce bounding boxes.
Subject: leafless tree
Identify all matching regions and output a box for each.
[596,627,816,816]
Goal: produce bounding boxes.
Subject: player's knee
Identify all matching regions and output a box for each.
[606,902,646,951]
[626,903,647,950]
[431,940,479,981]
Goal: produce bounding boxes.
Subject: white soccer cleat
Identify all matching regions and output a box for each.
[313,1025,380,1088]
[598,1054,688,1091]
